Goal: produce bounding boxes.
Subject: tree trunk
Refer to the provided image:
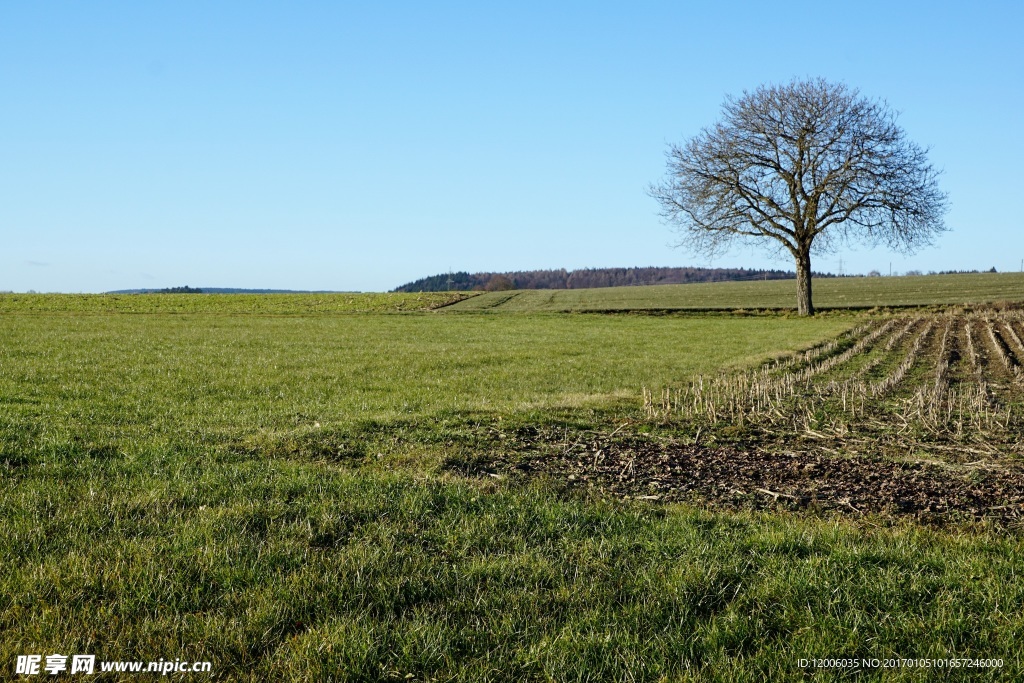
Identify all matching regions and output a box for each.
[795,250,814,316]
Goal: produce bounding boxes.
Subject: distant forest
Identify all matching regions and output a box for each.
[393,267,840,292]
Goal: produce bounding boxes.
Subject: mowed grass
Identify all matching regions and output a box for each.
[2,301,1022,680]
[446,272,1024,312]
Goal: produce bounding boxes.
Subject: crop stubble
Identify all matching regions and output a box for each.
[463,309,1024,526]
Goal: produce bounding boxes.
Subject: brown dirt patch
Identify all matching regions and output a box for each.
[450,430,1024,527]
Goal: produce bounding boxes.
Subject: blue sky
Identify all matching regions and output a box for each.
[2,1,1022,292]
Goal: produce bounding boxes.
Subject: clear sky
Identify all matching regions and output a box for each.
[2,1,1022,292]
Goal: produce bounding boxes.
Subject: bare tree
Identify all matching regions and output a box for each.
[649,78,948,315]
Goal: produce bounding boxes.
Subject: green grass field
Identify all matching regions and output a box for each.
[2,295,1022,681]
[446,272,1024,312]
[0,291,472,315]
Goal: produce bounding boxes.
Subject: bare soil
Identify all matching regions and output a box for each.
[451,430,1024,527]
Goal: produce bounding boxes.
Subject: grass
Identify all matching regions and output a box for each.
[2,297,1022,681]
[445,272,1024,312]
[6,462,1022,681]
[0,313,848,450]
[0,291,473,315]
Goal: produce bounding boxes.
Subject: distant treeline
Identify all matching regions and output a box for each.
[393,267,842,292]
[158,286,204,294]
